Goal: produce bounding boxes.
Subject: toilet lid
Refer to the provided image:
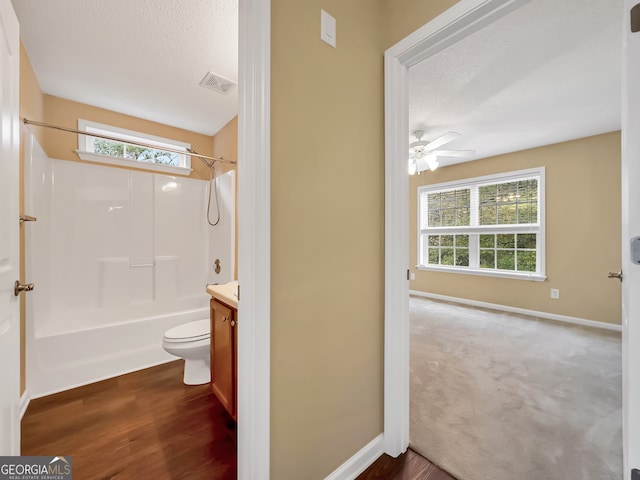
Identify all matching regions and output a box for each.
[164,319,210,342]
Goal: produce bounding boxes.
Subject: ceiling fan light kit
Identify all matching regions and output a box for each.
[408,129,473,175]
[409,154,439,175]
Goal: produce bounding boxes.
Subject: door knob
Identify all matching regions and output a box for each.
[608,271,623,282]
[14,280,34,296]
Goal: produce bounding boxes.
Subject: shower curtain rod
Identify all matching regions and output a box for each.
[22,118,236,165]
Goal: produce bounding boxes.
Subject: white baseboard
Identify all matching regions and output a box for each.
[19,391,30,420]
[324,433,384,480]
[410,290,622,333]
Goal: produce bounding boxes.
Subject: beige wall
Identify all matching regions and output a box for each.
[410,132,622,324]
[19,42,45,395]
[212,115,238,173]
[212,116,239,279]
[270,0,385,477]
[40,95,214,181]
[382,0,458,47]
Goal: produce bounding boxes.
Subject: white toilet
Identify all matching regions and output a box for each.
[162,319,211,385]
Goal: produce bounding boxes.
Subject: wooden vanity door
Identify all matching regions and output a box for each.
[210,299,235,417]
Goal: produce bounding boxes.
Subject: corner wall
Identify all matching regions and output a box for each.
[212,116,238,280]
[410,132,622,324]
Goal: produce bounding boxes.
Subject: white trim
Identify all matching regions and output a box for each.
[237,0,270,478]
[76,150,193,176]
[384,0,536,459]
[410,290,622,332]
[622,0,640,476]
[422,166,543,191]
[324,434,384,480]
[416,265,546,281]
[384,46,410,458]
[19,391,30,420]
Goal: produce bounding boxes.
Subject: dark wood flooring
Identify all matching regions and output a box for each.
[357,449,456,480]
[22,360,453,480]
[21,361,236,479]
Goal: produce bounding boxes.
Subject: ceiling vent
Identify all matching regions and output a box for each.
[199,72,237,94]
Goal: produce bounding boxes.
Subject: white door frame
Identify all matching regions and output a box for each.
[0,0,21,456]
[383,0,533,456]
[237,0,271,478]
[621,0,639,476]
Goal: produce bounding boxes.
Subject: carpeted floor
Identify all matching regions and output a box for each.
[410,296,622,480]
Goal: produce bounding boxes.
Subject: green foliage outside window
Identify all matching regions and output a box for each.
[479,233,536,272]
[94,139,179,166]
[426,234,470,267]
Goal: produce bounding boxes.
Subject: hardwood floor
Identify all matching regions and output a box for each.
[21,361,236,480]
[357,449,456,480]
[22,360,453,480]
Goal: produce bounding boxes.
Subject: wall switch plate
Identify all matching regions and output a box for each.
[321,10,336,48]
[410,272,416,280]
[551,288,560,299]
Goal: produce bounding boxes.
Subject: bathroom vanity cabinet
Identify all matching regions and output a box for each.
[210,297,237,420]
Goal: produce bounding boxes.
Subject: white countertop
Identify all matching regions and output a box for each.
[206,281,238,309]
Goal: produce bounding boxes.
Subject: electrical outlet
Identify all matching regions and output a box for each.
[550,288,560,299]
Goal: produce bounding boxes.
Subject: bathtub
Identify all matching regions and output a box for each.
[27,305,209,397]
[24,134,235,398]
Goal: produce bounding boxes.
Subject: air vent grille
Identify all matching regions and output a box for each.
[199,72,237,94]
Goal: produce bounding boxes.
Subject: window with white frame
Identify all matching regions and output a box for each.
[418,168,545,280]
[77,119,192,175]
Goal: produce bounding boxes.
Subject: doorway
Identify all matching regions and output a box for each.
[384,0,631,477]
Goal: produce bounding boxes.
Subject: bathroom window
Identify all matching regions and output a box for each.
[417,167,545,280]
[77,119,192,175]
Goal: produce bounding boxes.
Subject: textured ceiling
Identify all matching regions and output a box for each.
[409,0,622,166]
[13,0,238,136]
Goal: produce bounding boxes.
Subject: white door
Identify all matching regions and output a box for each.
[622,1,640,478]
[0,0,21,456]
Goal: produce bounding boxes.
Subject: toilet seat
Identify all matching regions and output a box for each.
[163,319,210,343]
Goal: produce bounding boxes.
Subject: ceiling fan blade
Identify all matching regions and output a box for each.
[431,149,475,158]
[425,131,461,151]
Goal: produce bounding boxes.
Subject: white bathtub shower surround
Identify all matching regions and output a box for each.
[24,134,235,397]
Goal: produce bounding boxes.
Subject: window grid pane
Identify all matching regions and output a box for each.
[478,233,537,272]
[425,188,471,228]
[424,234,470,267]
[478,179,538,226]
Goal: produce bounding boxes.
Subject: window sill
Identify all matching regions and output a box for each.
[76,151,193,176]
[416,264,546,282]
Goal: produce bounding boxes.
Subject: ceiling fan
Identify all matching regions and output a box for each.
[408,130,474,174]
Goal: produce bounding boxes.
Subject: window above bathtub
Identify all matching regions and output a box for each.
[77,119,193,175]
